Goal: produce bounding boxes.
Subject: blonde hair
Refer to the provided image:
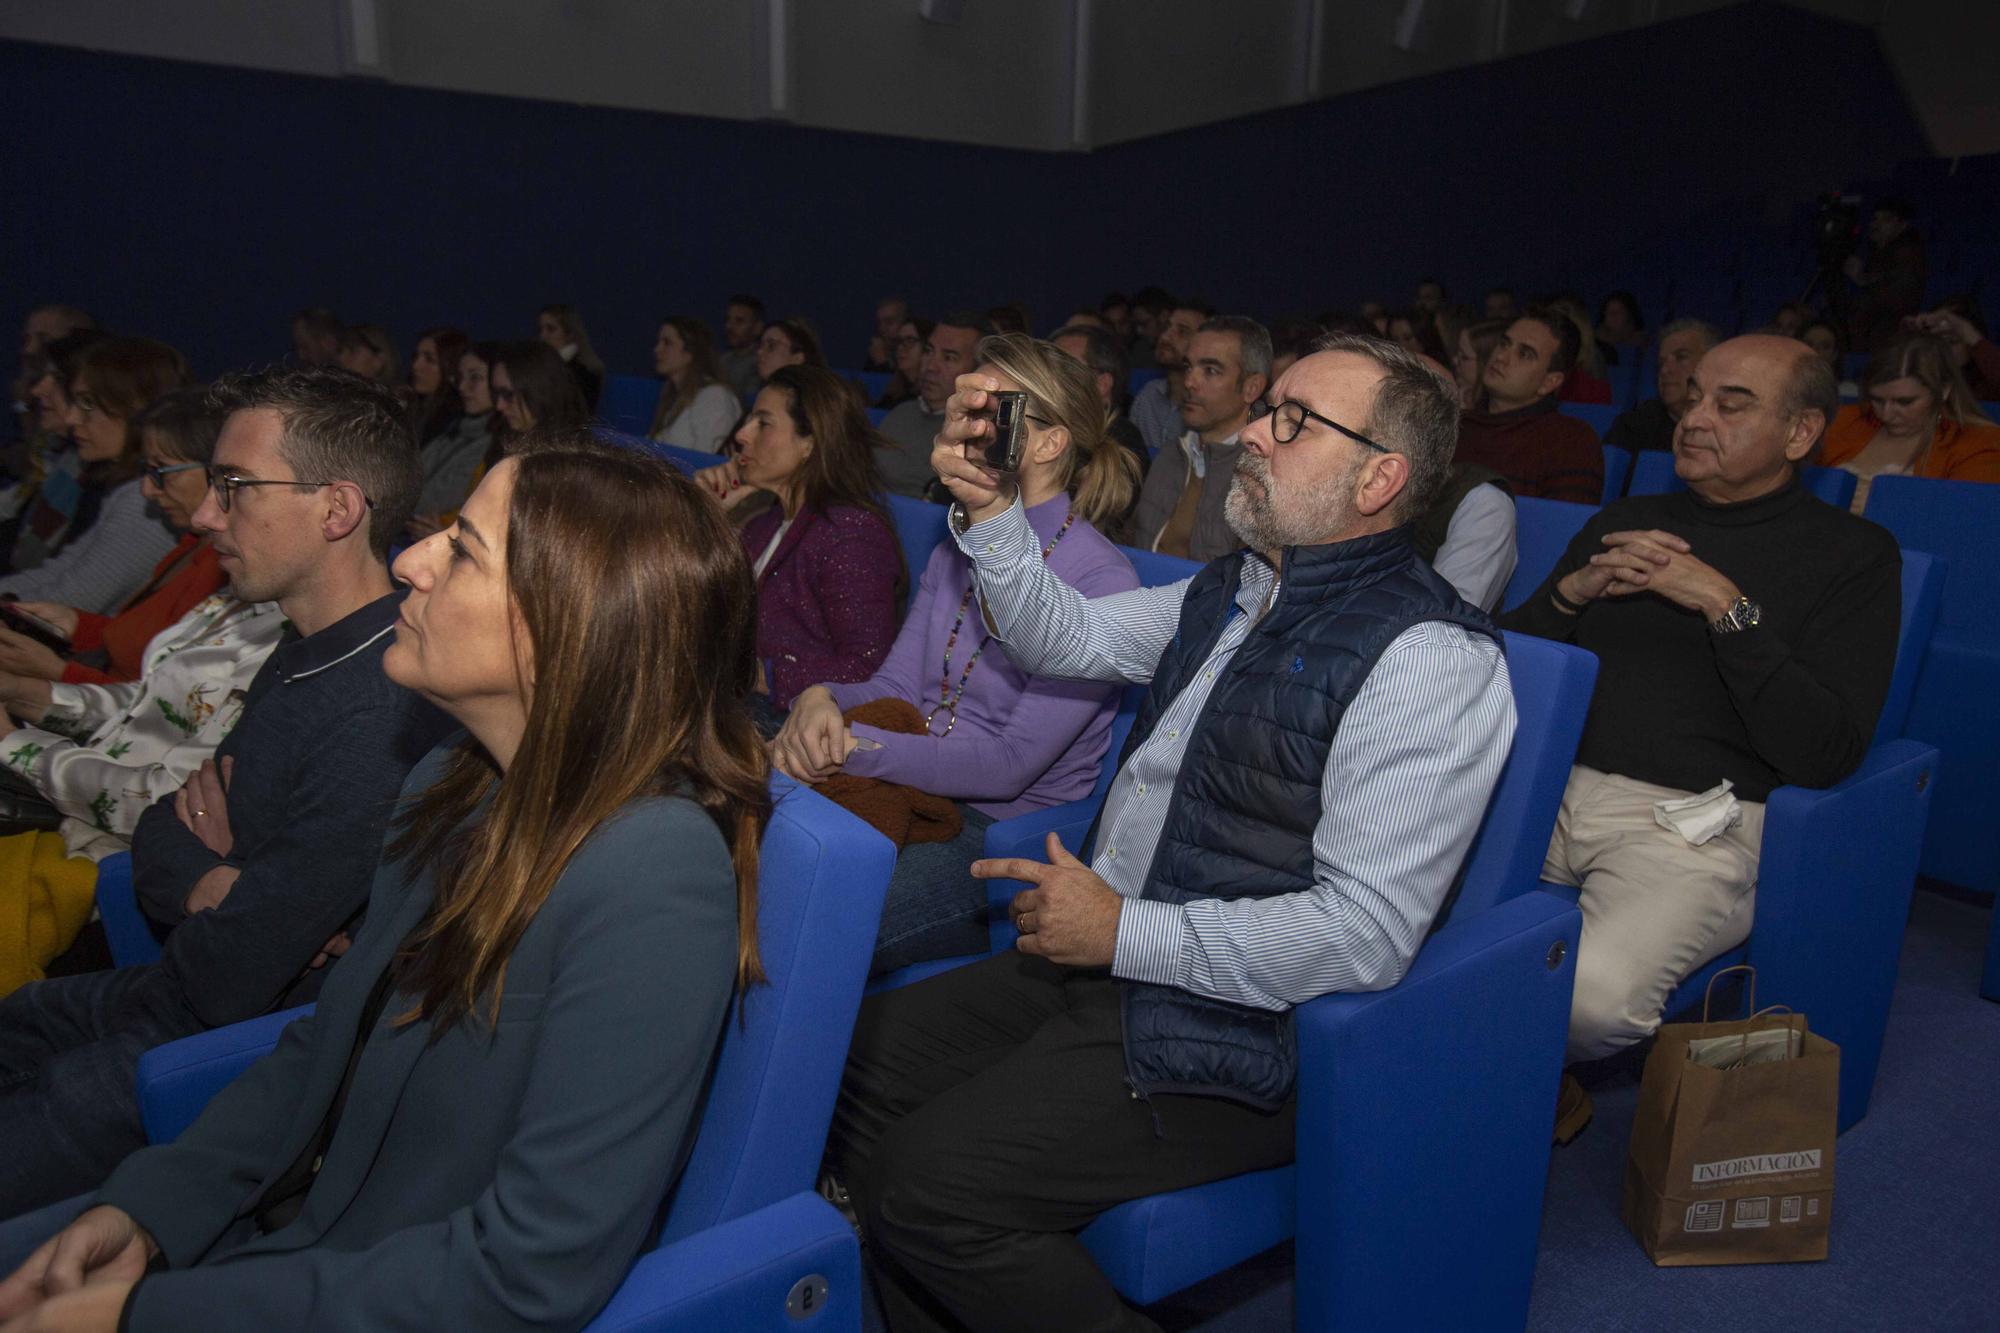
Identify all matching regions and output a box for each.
[973,332,1138,530]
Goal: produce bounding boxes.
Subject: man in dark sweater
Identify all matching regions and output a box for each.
[0,367,450,1213]
[1457,306,1604,503]
[1602,319,1718,456]
[1501,335,1899,1139]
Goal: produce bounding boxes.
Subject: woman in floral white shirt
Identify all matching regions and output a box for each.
[0,592,285,993]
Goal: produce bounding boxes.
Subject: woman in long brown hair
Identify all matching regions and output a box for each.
[694,364,902,715]
[647,315,738,453]
[0,433,770,1329]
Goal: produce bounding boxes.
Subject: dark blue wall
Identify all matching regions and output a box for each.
[0,1,1929,378]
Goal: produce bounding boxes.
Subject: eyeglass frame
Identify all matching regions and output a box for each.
[143,460,207,488]
[205,468,375,514]
[1268,398,1390,454]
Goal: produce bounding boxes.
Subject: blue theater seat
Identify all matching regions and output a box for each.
[1627,450,1859,508]
[599,374,662,436]
[1556,401,1616,438]
[1600,444,1632,503]
[131,777,896,1332]
[881,631,1596,1327]
[883,493,950,584]
[1862,475,2000,1000]
[1501,495,1597,614]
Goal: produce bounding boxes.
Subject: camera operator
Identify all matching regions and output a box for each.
[1842,199,1926,355]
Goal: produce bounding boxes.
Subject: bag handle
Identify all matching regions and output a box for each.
[1700,963,1757,1023]
[1737,1004,1804,1064]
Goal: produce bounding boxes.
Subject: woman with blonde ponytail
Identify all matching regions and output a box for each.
[771,333,1138,974]
[0,433,769,1330]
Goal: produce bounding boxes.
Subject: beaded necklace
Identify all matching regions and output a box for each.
[926,508,1077,737]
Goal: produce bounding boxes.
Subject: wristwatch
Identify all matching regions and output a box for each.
[1708,595,1762,635]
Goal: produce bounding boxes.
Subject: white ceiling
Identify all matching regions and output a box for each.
[7,1,1976,157]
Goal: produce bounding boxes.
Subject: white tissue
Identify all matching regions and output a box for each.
[1652,779,1743,847]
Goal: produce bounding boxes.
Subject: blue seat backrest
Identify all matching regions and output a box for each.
[853,370,894,399]
[1628,452,1856,509]
[1129,368,1164,396]
[657,778,894,1241]
[1626,449,1681,496]
[884,493,950,582]
[649,442,719,476]
[866,406,889,427]
[1601,446,1631,503]
[1876,549,1943,745]
[1865,475,2000,633]
[1557,402,1616,438]
[1441,633,1599,924]
[1114,543,1201,590]
[1501,496,1597,614]
[600,375,661,436]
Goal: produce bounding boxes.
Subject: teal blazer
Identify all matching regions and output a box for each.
[99,742,740,1331]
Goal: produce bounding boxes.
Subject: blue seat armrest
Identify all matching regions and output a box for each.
[982,797,1104,951]
[93,852,162,969]
[585,1193,860,1332]
[1292,890,1580,1331]
[1751,739,1938,1129]
[137,1005,314,1144]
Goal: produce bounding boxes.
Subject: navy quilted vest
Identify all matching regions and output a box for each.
[1114,526,1499,1108]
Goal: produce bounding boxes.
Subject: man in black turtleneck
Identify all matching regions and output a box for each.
[1503,334,1900,1140]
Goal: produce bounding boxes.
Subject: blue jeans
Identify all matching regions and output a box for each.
[0,966,196,1216]
[868,806,995,976]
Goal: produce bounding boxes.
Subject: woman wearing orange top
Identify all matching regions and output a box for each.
[1820,332,2000,513]
[0,390,226,686]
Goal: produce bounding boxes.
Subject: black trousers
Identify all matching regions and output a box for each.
[828,950,1296,1333]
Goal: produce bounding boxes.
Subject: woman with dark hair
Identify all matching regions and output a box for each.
[877,317,933,409]
[1595,291,1647,365]
[0,339,184,614]
[694,365,901,712]
[490,341,589,449]
[0,434,769,1330]
[771,334,1140,973]
[1820,332,2000,510]
[536,303,605,410]
[1386,309,1445,363]
[648,317,738,453]
[1452,318,1509,410]
[410,341,496,534]
[752,318,827,385]
[5,329,111,577]
[407,327,469,446]
[0,389,231,687]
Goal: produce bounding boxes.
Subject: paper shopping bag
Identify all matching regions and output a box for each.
[1620,967,1840,1265]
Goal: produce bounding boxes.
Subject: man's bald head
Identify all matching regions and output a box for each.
[1715,334,1838,443]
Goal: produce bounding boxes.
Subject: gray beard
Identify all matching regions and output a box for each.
[1224,452,1359,550]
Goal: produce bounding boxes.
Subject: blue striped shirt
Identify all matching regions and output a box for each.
[955,499,1516,1011]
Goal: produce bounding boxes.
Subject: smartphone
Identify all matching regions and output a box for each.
[0,602,69,653]
[979,391,1029,474]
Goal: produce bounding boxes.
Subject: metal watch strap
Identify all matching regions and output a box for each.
[1709,595,1761,634]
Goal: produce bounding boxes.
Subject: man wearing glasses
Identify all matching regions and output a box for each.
[0,367,452,1215]
[825,335,1516,1329]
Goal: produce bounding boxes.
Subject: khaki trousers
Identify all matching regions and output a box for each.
[1540,765,1765,1062]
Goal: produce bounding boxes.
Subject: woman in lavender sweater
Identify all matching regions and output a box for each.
[772,335,1141,972]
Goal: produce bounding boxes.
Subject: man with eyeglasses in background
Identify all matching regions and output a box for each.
[1129,315,1269,562]
[0,366,452,1217]
[822,333,1515,1331]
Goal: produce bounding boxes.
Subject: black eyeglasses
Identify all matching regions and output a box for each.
[144,460,206,488]
[1270,399,1389,453]
[207,471,374,513]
